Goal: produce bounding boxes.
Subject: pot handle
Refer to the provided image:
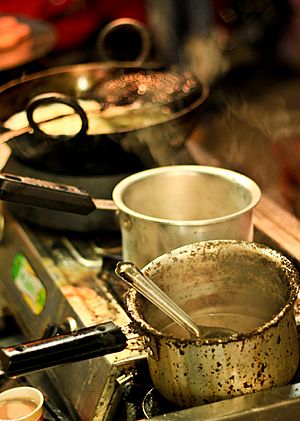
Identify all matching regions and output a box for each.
[0,321,127,378]
[26,92,89,143]
[0,173,99,214]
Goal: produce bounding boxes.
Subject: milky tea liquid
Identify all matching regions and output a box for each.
[0,397,41,420]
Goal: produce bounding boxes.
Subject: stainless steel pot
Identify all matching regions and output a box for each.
[126,240,300,408]
[0,165,261,265]
[113,165,261,266]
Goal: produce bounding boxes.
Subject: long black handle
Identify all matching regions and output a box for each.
[0,321,127,378]
[0,173,96,215]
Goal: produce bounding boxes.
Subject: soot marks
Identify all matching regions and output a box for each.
[215,361,222,373]
[197,364,204,372]
[277,335,281,344]
[260,362,267,373]
[256,363,267,379]
[260,379,266,387]
[166,342,173,349]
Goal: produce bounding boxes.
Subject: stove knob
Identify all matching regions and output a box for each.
[42,317,78,339]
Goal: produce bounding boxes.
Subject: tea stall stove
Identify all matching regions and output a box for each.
[1,195,300,420]
[0,198,300,421]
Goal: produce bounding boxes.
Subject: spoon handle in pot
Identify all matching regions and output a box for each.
[115,261,201,338]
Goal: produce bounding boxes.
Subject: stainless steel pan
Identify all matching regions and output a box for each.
[0,165,261,267]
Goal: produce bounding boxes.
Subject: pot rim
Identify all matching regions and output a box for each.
[126,240,299,345]
[113,165,261,226]
[96,18,152,64]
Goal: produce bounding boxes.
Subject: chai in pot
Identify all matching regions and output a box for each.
[126,240,300,408]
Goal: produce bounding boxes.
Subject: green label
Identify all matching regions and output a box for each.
[11,252,46,315]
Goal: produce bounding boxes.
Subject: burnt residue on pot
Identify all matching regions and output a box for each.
[125,240,300,408]
[127,244,299,343]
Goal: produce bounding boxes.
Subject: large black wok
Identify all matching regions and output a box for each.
[0,63,208,232]
[0,62,208,174]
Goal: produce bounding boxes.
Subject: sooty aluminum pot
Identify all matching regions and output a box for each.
[126,240,300,408]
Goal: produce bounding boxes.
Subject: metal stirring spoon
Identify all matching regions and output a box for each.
[115,261,238,340]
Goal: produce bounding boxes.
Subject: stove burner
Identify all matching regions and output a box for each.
[142,387,180,419]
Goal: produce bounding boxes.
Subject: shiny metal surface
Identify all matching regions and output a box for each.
[141,382,300,420]
[113,165,261,267]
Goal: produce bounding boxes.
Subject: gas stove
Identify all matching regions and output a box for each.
[2,56,300,420]
[1,194,300,420]
[0,207,147,420]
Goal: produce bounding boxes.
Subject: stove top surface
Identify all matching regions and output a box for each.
[1,211,300,420]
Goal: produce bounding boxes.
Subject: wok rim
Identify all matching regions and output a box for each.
[0,62,209,135]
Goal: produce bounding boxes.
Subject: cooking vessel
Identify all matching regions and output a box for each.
[126,240,300,407]
[0,63,208,171]
[2,156,140,232]
[0,165,261,266]
[115,261,238,339]
[0,241,298,411]
[96,18,151,63]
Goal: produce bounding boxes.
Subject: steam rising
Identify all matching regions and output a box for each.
[197,90,300,213]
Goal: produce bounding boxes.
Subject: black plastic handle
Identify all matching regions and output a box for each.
[26,92,89,142]
[0,321,127,378]
[0,173,96,215]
